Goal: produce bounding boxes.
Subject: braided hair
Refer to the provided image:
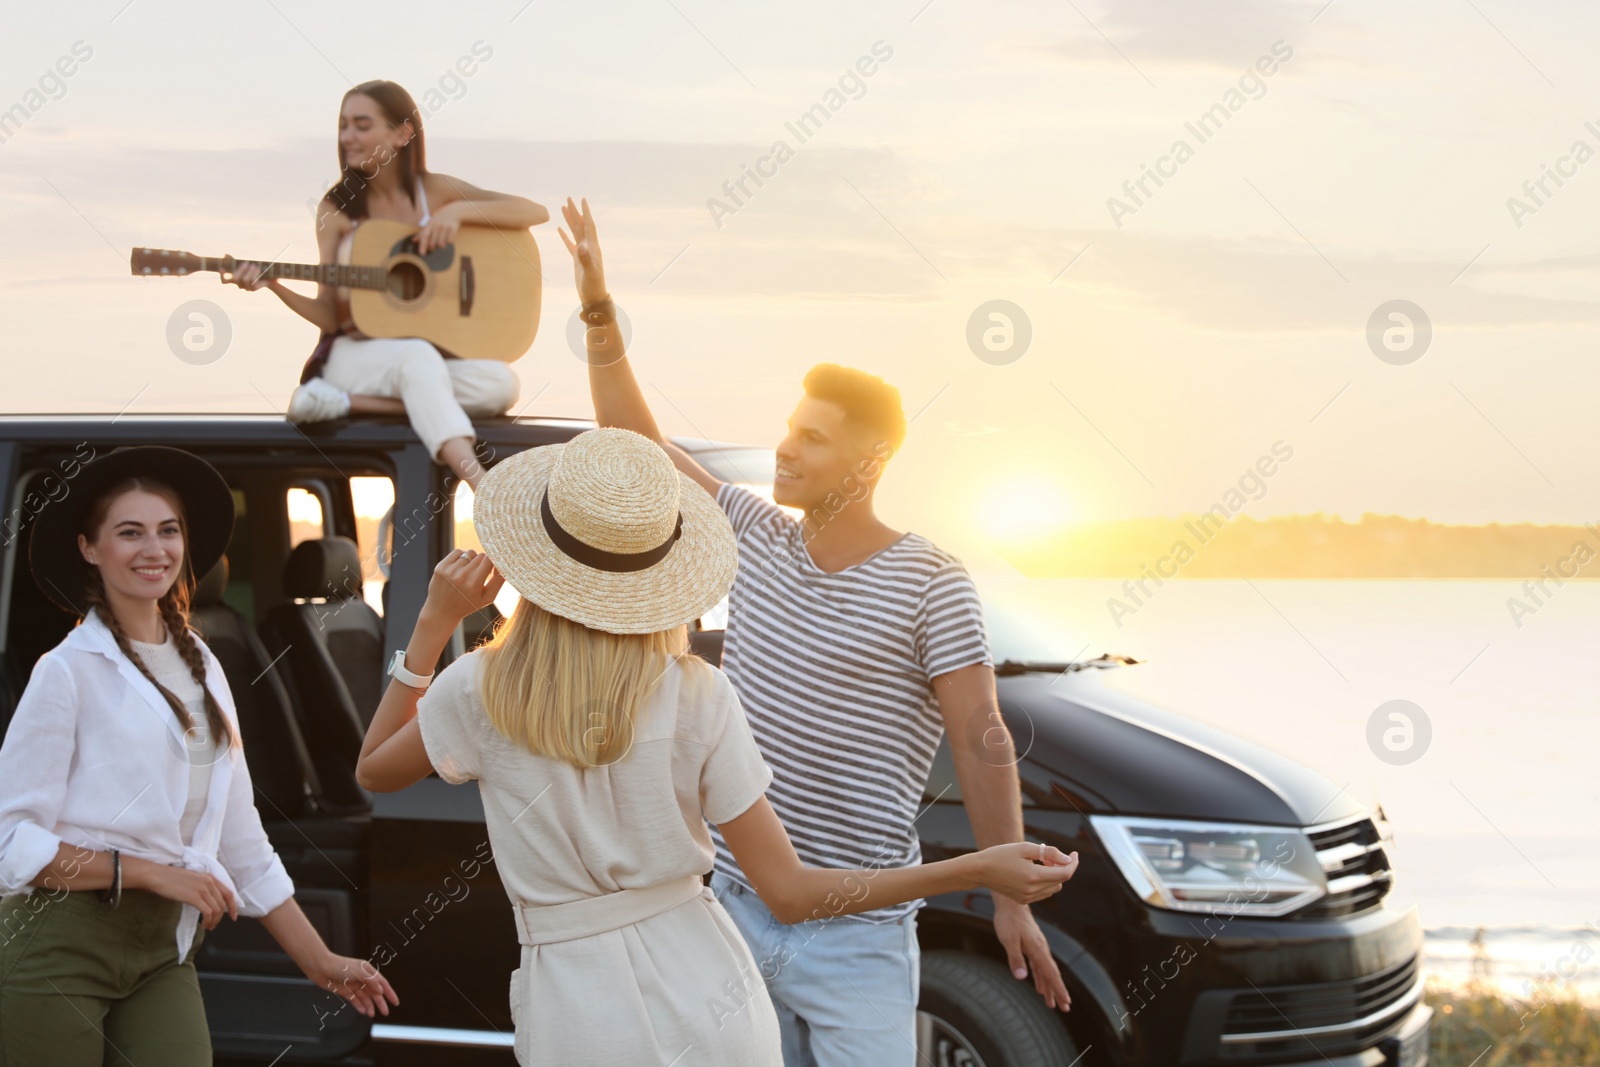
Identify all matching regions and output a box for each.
[78,477,236,752]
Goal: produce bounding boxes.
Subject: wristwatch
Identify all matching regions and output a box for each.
[387,649,434,692]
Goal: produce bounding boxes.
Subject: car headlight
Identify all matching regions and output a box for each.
[1090,815,1328,917]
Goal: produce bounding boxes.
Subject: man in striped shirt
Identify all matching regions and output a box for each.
[562,198,1067,1064]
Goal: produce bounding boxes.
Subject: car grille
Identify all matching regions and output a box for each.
[1294,815,1392,919]
[1219,955,1422,1061]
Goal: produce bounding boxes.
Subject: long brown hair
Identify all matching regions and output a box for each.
[79,477,236,751]
[321,80,428,222]
[478,599,708,770]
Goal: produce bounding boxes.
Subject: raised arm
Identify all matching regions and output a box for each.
[558,197,722,496]
[356,549,504,793]
[716,794,1078,924]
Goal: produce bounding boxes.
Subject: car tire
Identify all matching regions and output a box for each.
[917,950,1081,1067]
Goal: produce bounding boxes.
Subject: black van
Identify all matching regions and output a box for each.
[0,414,1431,1067]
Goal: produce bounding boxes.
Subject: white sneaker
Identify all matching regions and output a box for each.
[286,378,351,423]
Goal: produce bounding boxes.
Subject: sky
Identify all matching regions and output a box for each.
[4,0,1599,550]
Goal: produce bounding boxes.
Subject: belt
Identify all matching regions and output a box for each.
[512,875,709,946]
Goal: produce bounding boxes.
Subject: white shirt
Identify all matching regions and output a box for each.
[127,635,216,845]
[0,606,295,960]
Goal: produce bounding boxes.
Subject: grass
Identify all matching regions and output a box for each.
[1427,982,1600,1066]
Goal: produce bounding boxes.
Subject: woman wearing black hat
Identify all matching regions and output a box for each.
[0,446,397,1066]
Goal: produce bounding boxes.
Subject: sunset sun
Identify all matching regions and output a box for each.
[977,477,1075,543]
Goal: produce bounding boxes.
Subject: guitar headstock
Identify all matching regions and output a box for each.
[130,247,206,277]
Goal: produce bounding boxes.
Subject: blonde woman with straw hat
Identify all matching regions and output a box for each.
[354,427,1078,1064]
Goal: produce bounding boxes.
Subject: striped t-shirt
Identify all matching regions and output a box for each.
[708,483,992,923]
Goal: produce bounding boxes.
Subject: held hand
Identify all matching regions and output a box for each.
[131,859,239,930]
[304,952,400,1019]
[413,202,463,256]
[557,197,609,305]
[974,842,1078,906]
[222,260,274,292]
[421,548,504,628]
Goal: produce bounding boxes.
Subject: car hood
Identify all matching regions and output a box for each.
[1000,670,1368,828]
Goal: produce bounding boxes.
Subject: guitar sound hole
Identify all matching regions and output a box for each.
[385,261,426,302]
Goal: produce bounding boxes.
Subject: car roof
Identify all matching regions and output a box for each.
[0,412,600,450]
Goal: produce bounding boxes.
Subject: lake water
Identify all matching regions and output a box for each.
[969,576,1600,1004]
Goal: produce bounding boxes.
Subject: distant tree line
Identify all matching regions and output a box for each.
[1004,514,1600,580]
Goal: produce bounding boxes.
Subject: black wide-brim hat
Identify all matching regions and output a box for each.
[29,446,235,616]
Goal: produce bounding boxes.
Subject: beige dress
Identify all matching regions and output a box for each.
[417,649,782,1066]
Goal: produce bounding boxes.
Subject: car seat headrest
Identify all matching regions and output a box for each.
[283,537,364,601]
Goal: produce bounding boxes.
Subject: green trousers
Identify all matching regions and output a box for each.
[0,887,210,1067]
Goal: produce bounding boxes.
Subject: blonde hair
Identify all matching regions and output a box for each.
[477,598,709,769]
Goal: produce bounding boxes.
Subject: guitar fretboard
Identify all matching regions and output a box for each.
[210,257,386,290]
[131,249,386,290]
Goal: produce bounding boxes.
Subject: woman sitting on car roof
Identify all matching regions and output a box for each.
[226,78,548,491]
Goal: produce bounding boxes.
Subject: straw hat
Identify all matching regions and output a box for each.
[473,428,737,634]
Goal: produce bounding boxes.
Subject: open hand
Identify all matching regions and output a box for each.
[305,952,400,1019]
[557,197,609,305]
[421,548,504,628]
[975,842,1079,905]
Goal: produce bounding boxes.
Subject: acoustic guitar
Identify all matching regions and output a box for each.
[130,218,541,363]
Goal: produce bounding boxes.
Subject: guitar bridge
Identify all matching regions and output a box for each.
[459,256,475,316]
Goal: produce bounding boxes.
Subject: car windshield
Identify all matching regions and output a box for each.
[673,441,775,487]
[979,587,1095,666]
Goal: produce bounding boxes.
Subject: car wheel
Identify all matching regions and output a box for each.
[917,950,1080,1067]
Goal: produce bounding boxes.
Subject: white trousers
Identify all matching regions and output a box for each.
[321,335,520,461]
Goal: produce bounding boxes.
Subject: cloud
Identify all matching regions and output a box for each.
[9,135,1600,328]
[920,219,1600,333]
[1073,236,1600,332]
[1019,0,1320,75]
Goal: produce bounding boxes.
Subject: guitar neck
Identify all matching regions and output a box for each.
[131,249,386,290]
[213,257,386,290]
